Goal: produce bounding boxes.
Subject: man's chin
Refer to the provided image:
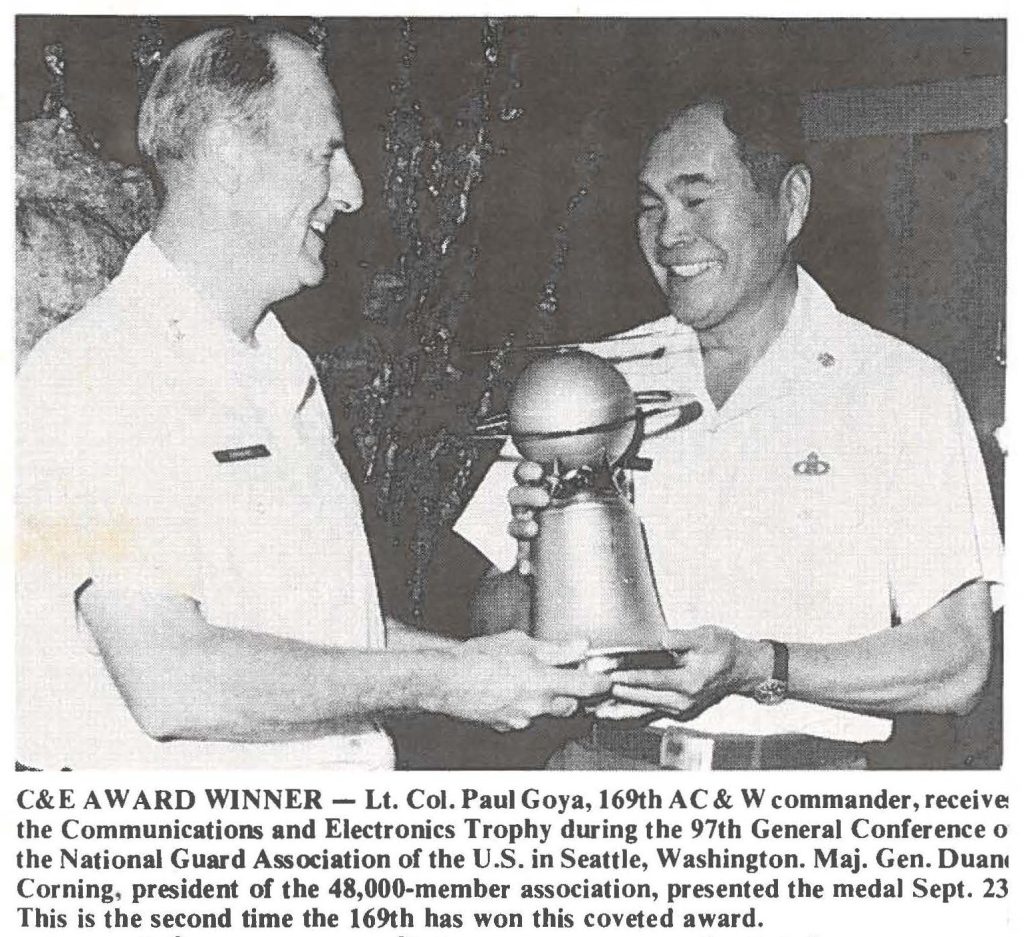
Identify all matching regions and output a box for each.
[297,258,327,290]
[666,289,714,329]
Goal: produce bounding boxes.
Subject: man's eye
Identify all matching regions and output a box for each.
[638,200,661,213]
[685,197,706,209]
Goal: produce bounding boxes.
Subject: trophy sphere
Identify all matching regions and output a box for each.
[508,350,637,469]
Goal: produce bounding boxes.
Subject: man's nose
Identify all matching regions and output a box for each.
[658,204,696,250]
[329,149,364,214]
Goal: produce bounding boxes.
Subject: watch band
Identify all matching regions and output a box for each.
[752,640,789,706]
[769,639,789,683]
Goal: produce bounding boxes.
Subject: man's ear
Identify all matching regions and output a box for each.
[196,122,245,195]
[780,163,812,245]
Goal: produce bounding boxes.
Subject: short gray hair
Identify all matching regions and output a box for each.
[137,25,316,179]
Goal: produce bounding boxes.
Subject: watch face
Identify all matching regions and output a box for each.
[754,679,788,706]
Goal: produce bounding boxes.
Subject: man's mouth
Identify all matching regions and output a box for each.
[665,260,721,280]
[308,219,329,244]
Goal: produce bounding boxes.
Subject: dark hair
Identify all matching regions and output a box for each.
[653,90,807,193]
[138,25,318,178]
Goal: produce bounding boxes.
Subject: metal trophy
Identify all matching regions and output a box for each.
[476,348,702,671]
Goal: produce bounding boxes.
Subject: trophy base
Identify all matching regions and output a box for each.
[561,648,682,710]
[578,647,681,674]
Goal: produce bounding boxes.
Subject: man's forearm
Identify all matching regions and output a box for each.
[124,624,461,743]
[82,588,606,744]
[80,589,466,742]
[386,617,462,651]
[623,580,995,721]
[752,580,993,717]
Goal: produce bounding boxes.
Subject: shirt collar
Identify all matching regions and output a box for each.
[116,234,317,415]
[120,233,278,346]
[687,267,847,425]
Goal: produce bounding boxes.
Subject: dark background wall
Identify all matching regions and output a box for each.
[15,17,1006,768]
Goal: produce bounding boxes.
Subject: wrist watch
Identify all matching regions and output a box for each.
[752,640,789,706]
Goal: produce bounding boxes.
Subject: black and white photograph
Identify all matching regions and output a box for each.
[14,14,1005,773]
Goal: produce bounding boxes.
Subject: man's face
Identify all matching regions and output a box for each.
[244,42,364,302]
[636,104,790,331]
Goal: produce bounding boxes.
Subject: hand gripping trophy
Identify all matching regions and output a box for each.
[479,348,702,674]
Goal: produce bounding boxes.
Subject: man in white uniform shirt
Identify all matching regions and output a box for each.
[455,93,1002,769]
[16,26,607,770]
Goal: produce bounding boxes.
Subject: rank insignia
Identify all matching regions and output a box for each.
[793,451,830,476]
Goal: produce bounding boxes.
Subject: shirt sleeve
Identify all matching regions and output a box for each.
[17,346,204,604]
[885,359,1003,623]
[453,443,521,572]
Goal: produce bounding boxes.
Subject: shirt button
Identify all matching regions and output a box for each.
[817,352,836,368]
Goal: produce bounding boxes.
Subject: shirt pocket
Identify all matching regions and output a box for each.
[196,437,285,628]
[785,468,865,535]
[715,439,871,599]
[207,446,277,518]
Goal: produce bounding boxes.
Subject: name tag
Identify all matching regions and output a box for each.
[213,444,271,463]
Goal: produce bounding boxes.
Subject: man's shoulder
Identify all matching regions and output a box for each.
[21,287,125,370]
[18,271,178,430]
[583,315,696,388]
[828,307,955,397]
[799,269,950,390]
[599,315,682,345]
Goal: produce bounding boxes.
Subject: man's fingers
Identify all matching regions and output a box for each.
[613,667,689,689]
[509,485,550,510]
[533,637,589,665]
[661,628,705,651]
[508,517,539,540]
[514,461,545,485]
[471,629,532,654]
[516,540,533,577]
[550,667,611,698]
[497,630,532,650]
[591,699,656,720]
[507,464,547,572]
[549,696,579,718]
[612,683,688,711]
[487,710,531,733]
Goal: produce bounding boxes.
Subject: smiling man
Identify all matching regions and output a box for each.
[457,92,1003,769]
[16,25,607,769]
[636,103,808,410]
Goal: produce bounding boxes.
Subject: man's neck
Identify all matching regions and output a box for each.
[697,264,799,409]
[151,206,268,346]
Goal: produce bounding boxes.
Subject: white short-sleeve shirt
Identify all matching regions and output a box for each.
[456,269,1003,742]
[17,235,394,769]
